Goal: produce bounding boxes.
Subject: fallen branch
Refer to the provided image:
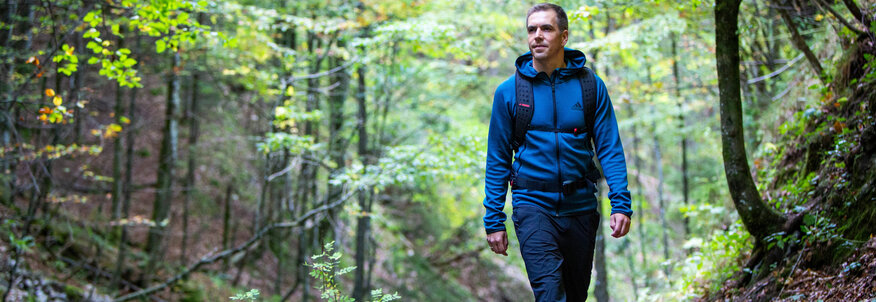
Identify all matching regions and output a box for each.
[113,190,354,302]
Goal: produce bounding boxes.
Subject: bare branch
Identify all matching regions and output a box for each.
[113,190,356,302]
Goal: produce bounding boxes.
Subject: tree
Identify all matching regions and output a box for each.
[714,0,787,243]
[144,49,182,283]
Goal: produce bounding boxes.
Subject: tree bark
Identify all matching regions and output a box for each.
[113,32,140,289]
[352,60,371,301]
[715,0,787,242]
[144,49,182,283]
[111,35,125,224]
[324,42,350,244]
[222,182,233,272]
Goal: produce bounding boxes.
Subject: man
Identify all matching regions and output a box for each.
[483,3,632,301]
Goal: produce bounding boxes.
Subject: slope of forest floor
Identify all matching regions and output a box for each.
[711,34,876,301]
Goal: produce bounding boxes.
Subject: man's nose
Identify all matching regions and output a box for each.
[534,29,544,40]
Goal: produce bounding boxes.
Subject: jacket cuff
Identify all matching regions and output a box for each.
[610,208,633,218]
[485,225,506,235]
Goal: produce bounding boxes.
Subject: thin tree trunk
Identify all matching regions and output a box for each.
[672,34,692,246]
[144,49,182,284]
[775,2,826,84]
[113,32,140,290]
[222,182,233,272]
[593,182,609,302]
[352,61,371,300]
[111,35,125,224]
[625,101,649,288]
[647,66,672,281]
[180,50,201,265]
[623,238,639,300]
[841,0,866,24]
[715,0,787,243]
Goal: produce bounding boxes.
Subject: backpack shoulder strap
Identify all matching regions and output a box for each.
[578,67,597,138]
[579,67,603,183]
[513,71,534,151]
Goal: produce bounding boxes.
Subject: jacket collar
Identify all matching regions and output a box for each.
[515,47,588,81]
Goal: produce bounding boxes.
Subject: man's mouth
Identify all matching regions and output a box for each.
[532,45,547,50]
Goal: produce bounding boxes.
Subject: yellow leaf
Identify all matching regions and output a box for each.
[91,129,101,136]
[815,14,824,22]
[45,89,55,97]
[109,123,122,132]
[53,96,62,106]
[66,46,75,56]
[39,114,47,121]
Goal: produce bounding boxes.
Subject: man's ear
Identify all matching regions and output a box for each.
[561,30,568,46]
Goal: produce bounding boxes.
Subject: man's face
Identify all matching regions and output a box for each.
[527,10,568,62]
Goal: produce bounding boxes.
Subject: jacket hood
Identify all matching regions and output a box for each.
[515,47,588,79]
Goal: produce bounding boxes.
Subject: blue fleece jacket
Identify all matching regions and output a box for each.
[483,48,633,234]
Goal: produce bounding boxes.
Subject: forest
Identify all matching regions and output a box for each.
[1,0,874,301]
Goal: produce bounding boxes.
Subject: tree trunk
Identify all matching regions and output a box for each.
[671,34,691,246]
[144,49,182,283]
[181,49,201,265]
[222,182,233,272]
[646,66,672,280]
[113,32,140,289]
[651,106,671,280]
[324,43,350,244]
[623,238,639,300]
[625,101,649,288]
[715,0,787,242]
[593,182,609,302]
[352,61,371,301]
[775,1,826,84]
[111,35,125,224]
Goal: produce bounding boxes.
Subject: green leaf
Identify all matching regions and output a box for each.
[156,40,166,53]
[803,214,816,226]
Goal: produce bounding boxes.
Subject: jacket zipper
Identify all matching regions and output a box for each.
[551,74,562,217]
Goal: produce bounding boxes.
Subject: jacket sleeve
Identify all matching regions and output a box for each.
[591,75,634,217]
[483,81,514,234]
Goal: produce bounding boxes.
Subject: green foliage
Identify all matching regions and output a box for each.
[52,44,78,76]
[308,241,399,302]
[672,221,752,299]
[229,289,260,301]
[772,172,817,211]
[309,241,355,302]
[1,219,34,253]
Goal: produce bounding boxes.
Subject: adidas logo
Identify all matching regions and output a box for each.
[571,102,584,111]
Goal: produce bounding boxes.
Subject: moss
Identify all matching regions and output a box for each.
[63,284,84,300]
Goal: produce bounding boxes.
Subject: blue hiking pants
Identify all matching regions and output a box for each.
[512,205,600,302]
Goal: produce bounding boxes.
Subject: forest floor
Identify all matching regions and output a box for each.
[723,237,876,301]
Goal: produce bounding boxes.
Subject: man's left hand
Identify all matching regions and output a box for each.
[609,213,631,238]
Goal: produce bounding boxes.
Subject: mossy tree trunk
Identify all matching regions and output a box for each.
[715,0,787,243]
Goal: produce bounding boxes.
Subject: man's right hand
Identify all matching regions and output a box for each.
[486,231,508,256]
